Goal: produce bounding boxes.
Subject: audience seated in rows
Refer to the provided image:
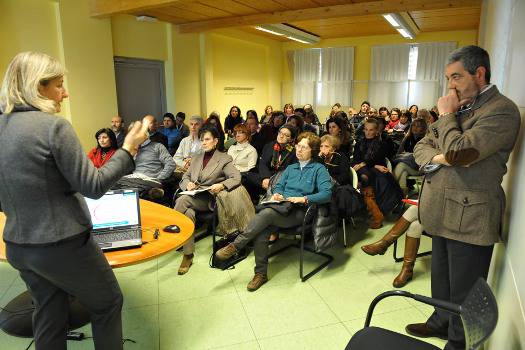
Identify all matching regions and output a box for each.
[224,105,243,139]
[325,115,353,158]
[260,105,272,124]
[319,134,351,186]
[246,116,266,155]
[244,124,298,201]
[110,115,126,148]
[174,125,241,275]
[114,117,176,199]
[147,114,168,150]
[283,103,294,119]
[205,112,225,151]
[259,111,285,145]
[87,128,118,168]
[393,118,428,194]
[352,118,388,229]
[349,100,369,130]
[161,112,188,156]
[227,123,258,173]
[215,132,332,291]
[173,115,204,174]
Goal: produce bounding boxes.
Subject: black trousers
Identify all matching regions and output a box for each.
[6,233,123,350]
[426,235,493,350]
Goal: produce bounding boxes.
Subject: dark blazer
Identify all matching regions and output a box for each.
[0,107,134,244]
[414,86,521,245]
[180,151,241,191]
[322,152,351,186]
[258,142,298,180]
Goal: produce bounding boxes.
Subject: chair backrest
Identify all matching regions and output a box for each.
[350,166,358,190]
[460,278,498,350]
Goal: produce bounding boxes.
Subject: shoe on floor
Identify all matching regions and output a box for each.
[148,187,165,200]
[178,254,194,275]
[247,273,268,292]
[215,243,237,261]
[405,322,448,340]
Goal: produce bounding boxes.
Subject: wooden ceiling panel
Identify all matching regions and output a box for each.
[198,0,260,16]
[272,0,322,10]
[410,6,480,32]
[234,0,289,12]
[142,9,189,23]
[172,2,232,17]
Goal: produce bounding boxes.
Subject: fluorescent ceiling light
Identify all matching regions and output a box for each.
[383,13,415,39]
[255,26,284,36]
[397,28,413,39]
[383,14,399,27]
[286,36,310,44]
[253,24,320,44]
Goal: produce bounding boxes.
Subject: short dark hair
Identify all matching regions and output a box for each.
[361,101,370,107]
[448,45,491,83]
[95,128,118,150]
[280,124,298,140]
[163,113,175,122]
[198,124,220,140]
[176,112,186,120]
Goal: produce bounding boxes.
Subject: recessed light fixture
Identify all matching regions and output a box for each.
[382,13,415,39]
[254,24,320,44]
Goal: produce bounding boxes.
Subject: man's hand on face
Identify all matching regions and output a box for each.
[438,89,472,115]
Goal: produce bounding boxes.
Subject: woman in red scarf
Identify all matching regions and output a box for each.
[87,128,118,168]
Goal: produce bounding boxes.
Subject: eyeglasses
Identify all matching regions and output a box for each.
[278,131,291,138]
[295,144,311,151]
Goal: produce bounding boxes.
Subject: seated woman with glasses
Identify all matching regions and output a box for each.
[214,132,332,291]
[243,124,298,199]
[174,125,241,275]
[87,128,118,168]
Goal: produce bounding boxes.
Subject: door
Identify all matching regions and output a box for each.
[114,57,167,123]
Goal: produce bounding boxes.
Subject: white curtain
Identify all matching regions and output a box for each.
[318,47,354,106]
[416,41,457,96]
[292,49,320,106]
[369,45,410,107]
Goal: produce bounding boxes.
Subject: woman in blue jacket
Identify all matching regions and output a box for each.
[215,132,332,292]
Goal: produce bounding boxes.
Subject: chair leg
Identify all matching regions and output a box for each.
[342,218,347,247]
[393,234,432,263]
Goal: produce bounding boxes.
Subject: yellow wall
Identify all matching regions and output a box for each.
[282,30,478,118]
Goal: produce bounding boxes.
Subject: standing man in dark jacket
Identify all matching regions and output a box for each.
[407,46,521,350]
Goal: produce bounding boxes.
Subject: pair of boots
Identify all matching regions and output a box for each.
[362,187,384,229]
[361,217,420,288]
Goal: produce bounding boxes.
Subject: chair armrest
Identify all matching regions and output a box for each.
[364,290,461,327]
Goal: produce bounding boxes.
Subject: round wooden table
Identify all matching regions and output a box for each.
[0,199,194,337]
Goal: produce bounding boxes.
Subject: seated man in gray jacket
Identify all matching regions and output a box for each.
[115,123,176,199]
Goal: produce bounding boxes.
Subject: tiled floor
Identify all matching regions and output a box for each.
[0,217,447,350]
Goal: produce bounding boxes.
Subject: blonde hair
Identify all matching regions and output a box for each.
[0,52,66,114]
[320,134,341,151]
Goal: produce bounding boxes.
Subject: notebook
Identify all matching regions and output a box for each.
[84,189,142,251]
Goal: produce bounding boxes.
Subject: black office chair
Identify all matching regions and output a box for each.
[268,204,335,282]
[345,278,498,350]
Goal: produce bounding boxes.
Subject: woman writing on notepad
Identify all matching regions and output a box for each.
[0,52,150,349]
[174,124,241,275]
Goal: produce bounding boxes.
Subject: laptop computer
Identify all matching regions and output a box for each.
[84,189,143,251]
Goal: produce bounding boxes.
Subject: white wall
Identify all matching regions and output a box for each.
[479,0,525,348]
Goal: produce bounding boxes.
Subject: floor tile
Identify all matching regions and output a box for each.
[239,282,339,339]
[309,269,412,322]
[258,323,350,350]
[159,293,255,350]
[116,269,159,310]
[0,263,19,288]
[158,260,236,304]
[212,340,261,350]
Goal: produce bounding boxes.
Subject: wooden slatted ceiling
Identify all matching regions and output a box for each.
[92,0,481,40]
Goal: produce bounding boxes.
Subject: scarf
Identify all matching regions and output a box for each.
[90,147,116,168]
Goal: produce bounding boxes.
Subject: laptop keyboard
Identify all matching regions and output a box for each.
[93,229,141,244]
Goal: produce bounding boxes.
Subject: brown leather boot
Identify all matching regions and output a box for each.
[361,216,411,255]
[393,237,420,288]
[362,187,384,229]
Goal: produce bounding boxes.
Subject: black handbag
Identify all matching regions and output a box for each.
[209,231,250,270]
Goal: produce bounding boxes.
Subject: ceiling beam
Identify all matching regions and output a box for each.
[89,0,198,18]
[178,0,481,33]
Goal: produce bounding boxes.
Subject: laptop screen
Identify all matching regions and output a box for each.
[84,190,140,230]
